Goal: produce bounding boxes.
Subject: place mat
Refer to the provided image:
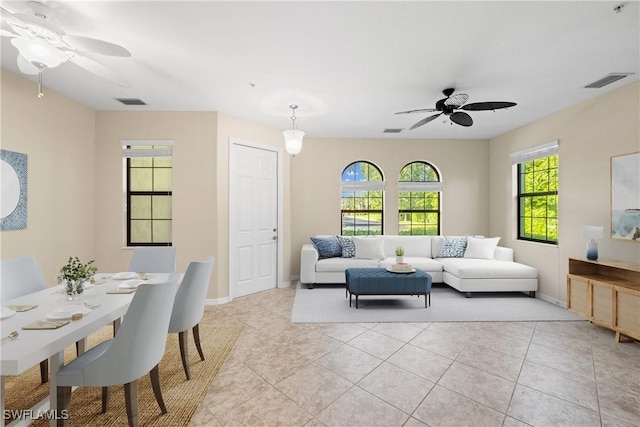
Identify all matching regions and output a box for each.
[107,288,136,294]
[91,279,108,285]
[22,320,70,330]
[7,304,38,312]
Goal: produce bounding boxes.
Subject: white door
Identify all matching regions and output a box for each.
[229,141,279,298]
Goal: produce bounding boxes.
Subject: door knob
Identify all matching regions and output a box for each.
[272,236,278,241]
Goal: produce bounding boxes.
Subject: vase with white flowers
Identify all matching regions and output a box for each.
[395,246,405,264]
[59,256,97,300]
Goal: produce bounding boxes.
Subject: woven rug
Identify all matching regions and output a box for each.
[4,323,243,426]
[291,282,583,323]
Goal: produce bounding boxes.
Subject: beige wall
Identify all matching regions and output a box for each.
[0,70,96,284]
[289,137,489,275]
[489,81,640,302]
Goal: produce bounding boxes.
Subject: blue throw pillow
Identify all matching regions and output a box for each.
[337,236,356,258]
[310,236,343,259]
[437,236,467,258]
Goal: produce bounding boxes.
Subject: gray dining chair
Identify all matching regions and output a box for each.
[168,256,214,380]
[128,247,176,273]
[56,273,180,427]
[0,255,50,383]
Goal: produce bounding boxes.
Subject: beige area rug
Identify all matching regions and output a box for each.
[5,324,243,426]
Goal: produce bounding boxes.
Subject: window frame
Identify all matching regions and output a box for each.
[398,161,441,236]
[516,153,558,244]
[122,141,173,247]
[340,161,385,236]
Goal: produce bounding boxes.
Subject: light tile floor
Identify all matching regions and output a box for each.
[191,286,640,427]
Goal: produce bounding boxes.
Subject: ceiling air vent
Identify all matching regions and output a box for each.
[585,73,633,89]
[383,128,403,133]
[115,98,147,106]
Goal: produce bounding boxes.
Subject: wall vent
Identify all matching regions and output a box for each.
[115,98,147,105]
[383,128,403,133]
[585,73,633,89]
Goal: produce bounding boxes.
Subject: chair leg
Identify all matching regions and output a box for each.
[193,323,205,361]
[124,380,139,427]
[101,386,110,413]
[150,364,167,414]
[56,386,71,427]
[178,331,191,380]
[39,360,48,384]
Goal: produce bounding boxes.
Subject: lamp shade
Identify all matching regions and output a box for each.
[283,129,304,155]
[11,37,69,68]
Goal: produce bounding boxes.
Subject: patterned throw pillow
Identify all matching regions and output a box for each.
[310,236,343,259]
[437,236,467,258]
[337,236,356,258]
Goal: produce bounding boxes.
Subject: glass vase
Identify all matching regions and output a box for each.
[65,280,85,300]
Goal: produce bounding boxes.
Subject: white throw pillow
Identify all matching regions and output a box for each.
[352,236,385,259]
[463,236,500,259]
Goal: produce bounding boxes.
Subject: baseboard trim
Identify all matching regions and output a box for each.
[538,293,567,309]
[205,297,230,305]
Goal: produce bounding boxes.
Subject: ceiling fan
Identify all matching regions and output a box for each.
[0,1,131,97]
[395,88,517,129]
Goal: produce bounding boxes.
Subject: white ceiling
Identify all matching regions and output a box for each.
[2,1,639,139]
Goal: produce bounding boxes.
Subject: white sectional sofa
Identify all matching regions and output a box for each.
[300,235,538,297]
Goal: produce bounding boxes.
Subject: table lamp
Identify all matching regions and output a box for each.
[582,225,604,260]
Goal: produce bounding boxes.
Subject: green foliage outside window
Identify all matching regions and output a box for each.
[518,155,558,243]
[398,162,441,235]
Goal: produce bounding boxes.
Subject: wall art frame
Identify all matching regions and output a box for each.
[611,151,640,241]
[0,149,28,231]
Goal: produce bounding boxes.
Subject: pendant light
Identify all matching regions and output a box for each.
[282,104,304,156]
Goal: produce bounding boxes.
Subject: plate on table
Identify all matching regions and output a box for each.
[112,272,138,280]
[46,306,91,321]
[118,279,144,289]
[386,266,416,274]
[0,307,16,319]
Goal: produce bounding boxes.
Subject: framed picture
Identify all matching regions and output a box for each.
[611,152,640,241]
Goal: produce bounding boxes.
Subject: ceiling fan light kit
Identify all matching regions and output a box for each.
[396,88,517,129]
[1,1,132,98]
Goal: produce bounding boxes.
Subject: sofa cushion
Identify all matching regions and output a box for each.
[464,236,500,260]
[437,258,538,279]
[310,236,342,259]
[383,236,432,258]
[353,236,385,259]
[436,236,467,258]
[337,236,356,258]
[316,257,379,272]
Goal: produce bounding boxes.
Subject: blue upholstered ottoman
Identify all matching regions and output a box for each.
[345,268,432,309]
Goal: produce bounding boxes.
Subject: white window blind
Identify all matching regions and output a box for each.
[340,181,386,192]
[510,140,558,164]
[398,181,443,192]
[121,140,173,158]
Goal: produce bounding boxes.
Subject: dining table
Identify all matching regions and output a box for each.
[0,272,171,427]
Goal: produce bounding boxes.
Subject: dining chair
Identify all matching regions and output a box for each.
[55,273,180,427]
[128,247,177,273]
[0,255,50,383]
[168,256,214,380]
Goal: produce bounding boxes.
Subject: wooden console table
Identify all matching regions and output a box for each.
[567,258,640,342]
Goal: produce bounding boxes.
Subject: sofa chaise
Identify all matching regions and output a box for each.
[300,235,538,297]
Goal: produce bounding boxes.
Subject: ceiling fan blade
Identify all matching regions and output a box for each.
[1,7,27,28]
[69,54,131,87]
[461,101,517,111]
[62,35,131,57]
[450,112,473,127]
[17,53,40,74]
[444,93,469,108]
[410,113,442,130]
[395,108,437,115]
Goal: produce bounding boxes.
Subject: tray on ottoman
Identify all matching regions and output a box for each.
[345,268,432,309]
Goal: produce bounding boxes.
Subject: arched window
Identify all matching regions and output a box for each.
[398,161,441,235]
[341,161,385,235]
